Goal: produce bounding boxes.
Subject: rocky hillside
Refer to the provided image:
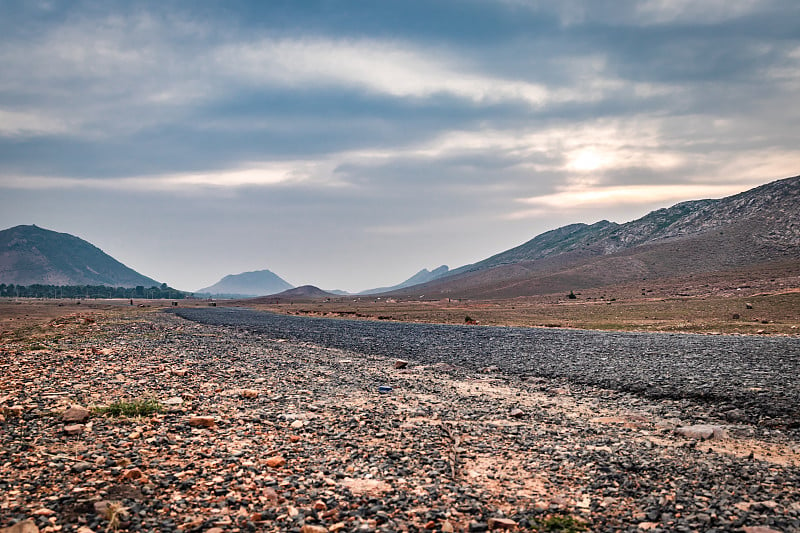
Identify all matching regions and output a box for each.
[360,265,450,295]
[0,225,160,287]
[394,175,800,299]
[196,269,292,297]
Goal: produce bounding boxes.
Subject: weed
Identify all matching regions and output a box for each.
[103,501,127,531]
[93,399,162,418]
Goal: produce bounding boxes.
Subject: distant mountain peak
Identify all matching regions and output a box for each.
[0,224,160,287]
[359,265,450,295]
[196,269,292,297]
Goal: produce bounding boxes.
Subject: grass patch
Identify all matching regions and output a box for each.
[529,515,588,532]
[93,399,163,418]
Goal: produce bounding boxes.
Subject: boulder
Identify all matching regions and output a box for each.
[63,405,90,423]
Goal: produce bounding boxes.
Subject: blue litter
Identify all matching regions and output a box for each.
[378,386,393,394]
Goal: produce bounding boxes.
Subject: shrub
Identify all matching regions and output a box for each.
[93,399,162,417]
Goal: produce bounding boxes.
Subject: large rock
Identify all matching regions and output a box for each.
[675,424,727,440]
[266,456,286,468]
[187,416,216,428]
[0,521,39,533]
[488,517,517,530]
[63,405,90,423]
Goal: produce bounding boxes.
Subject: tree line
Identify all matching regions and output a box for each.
[0,283,188,299]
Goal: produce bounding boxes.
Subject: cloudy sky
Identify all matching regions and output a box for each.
[1,0,798,292]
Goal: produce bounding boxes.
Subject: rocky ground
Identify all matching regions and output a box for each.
[1,309,799,533]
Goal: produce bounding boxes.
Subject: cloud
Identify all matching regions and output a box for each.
[215,37,554,107]
[0,160,346,192]
[1,0,799,291]
[0,109,70,137]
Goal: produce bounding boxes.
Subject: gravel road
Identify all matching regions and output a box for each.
[173,308,800,428]
[3,308,799,532]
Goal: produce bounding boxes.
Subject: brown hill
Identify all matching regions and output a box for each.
[246,285,336,303]
[391,175,800,299]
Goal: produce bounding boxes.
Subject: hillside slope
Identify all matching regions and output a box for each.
[0,225,160,287]
[393,175,800,299]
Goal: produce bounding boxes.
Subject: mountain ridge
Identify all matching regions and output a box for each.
[360,265,450,295]
[388,175,800,299]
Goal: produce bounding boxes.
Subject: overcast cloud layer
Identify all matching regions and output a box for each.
[1,0,798,292]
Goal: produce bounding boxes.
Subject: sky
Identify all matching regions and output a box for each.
[1,0,799,293]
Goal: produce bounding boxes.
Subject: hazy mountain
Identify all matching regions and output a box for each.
[196,269,292,297]
[360,265,450,295]
[0,224,160,287]
[245,285,336,303]
[392,175,800,299]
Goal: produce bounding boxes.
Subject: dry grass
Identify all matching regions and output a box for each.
[245,289,800,335]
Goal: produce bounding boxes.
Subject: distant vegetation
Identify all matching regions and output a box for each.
[0,283,187,299]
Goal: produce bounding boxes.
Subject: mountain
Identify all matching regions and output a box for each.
[390,175,800,299]
[0,224,160,287]
[246,285,336,303]
[197,269,292,297]
[360,265,450,295]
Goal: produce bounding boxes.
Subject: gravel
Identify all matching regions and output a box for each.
[173,308,800,428]
[1,308,798,533]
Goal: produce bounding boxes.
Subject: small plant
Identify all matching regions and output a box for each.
[93,399,162,417]
[103,501,128,531]
[567,291,577,300]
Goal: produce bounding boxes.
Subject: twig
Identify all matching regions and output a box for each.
[441,422,462,479]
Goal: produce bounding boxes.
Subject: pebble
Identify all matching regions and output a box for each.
[3,405,23,417]
[63,424,83,435]
[266,456,287,468]
[71,461,93,473]
[187,415,216,427]
[487,517,517,529]
[675,425,727,440]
